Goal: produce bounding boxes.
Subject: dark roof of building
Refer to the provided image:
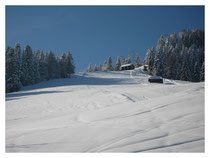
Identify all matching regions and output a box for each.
[149,76,163,79]
[120,64,134,68]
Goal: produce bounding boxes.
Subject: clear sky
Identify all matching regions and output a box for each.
[6,6,204,71]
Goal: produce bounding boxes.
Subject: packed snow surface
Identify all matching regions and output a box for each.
[6,68,204,152]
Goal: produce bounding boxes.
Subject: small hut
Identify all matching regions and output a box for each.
[120,64,135,70]
[148,76,163,83]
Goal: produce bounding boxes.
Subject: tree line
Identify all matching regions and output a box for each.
[144,29,204,82]
[86,53,142,72]
[6,43,75,93]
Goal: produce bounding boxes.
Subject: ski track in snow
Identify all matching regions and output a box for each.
[6,68,204,152]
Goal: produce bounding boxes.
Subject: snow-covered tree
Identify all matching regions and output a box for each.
[200,62,205,81]
[119,56,126,65]
[6,43,75,92]
[21,45,35,85]
[47,51,58,79]
[56,53,62,78]
[193,62,200,82]
[107,56,113,71]
[102,60,108,71]
[144,29,204,82]
[98,64,102,71]
[94,64,98,71]
[135,53,142,68]
[14,43,22,80]
[66,51,75,74]
[60,53,68,78]
[115,56,121,71]
[38,50,48,81]
[144,47,156,75]
[128,51,135,64]
[33,51,41,83]
[87,64,92,72]
[6,47,22,92]
[125,58,131,64]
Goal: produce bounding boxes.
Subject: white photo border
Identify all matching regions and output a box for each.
[1,0,208,158]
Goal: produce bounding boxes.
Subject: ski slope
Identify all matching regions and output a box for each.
[6,68,204,152]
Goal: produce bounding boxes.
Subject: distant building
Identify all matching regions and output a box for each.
[148,76,163,83]
[120,64,135,70]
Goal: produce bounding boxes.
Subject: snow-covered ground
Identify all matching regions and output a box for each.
[6,68,204,152]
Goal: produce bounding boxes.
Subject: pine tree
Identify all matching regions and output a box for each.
[115,56,121,71]
[38,50,48,81]
[47,51,57,79]
[152,49,164,77]
[88,64,92,72]
[180,50,191,81]
[119,56,126,65]
[21,45,35,85]
[66,51,75,75]
[60,53,68,78]
[125,58,131,64]
[56,53,61,78]
[165,51,177,79]
[144,47,156,75]
[102,61,108,71]
[193,62,200,82]
[135,53,142,68]
[6,47,21,92]
[107,56,113,71]
[94,64,98,71]
[14,43,22,80]
[33,51,41,83]
[128,51,135,63]
[200,62,205,81]
[98,64,102,71]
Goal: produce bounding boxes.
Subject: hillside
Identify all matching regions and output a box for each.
[6,68,204,152]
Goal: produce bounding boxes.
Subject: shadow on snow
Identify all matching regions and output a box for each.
[6,73,136,101]
[6,90,69,101]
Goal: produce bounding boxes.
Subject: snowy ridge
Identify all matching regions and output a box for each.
[6,69,204,152]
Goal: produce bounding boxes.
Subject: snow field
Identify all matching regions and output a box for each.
[6,69,204,152]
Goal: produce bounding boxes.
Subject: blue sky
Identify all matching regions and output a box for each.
[6,6,204,71]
